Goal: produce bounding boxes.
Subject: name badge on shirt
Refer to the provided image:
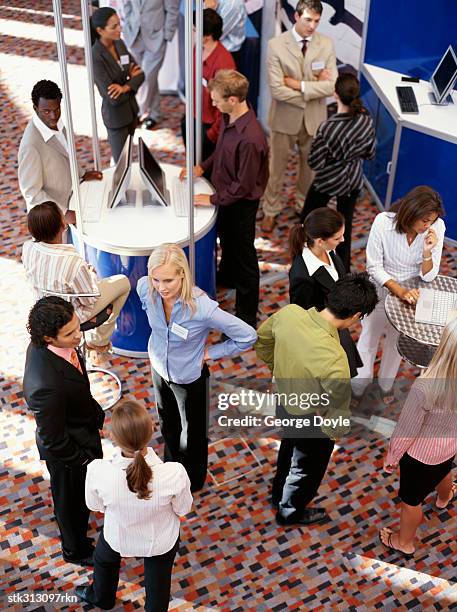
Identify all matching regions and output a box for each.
[202,77,208,88]
[120,54,130,66]
[312,61,326,71]
[171,322,189,340]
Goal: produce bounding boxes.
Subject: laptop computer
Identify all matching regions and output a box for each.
[414,288,457,326]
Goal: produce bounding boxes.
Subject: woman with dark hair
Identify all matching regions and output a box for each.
[289,207,362,376]
[77,400,192,611]
[300,73,376,271]
[352,185,446,399]
[91,7,144,162]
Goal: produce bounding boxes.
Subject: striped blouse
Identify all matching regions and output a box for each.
[22,240,98,322]
[386,379,457,466]
[308,112,376,196]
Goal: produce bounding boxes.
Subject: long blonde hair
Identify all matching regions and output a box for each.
[147,243,197,315]
[421,317,457,409]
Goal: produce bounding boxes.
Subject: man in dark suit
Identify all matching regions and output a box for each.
[23,297,105,565]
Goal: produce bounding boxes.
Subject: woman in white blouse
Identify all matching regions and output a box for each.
[380,318,457,557]
[76,400,192,611]
[352,186,445,398]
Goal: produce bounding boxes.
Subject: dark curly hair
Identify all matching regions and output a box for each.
[325,272,378,320]
[27,297,74,348]
[31,80,62,107]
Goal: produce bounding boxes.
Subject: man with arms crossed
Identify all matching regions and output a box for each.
[18,80,102,224]
[261,0,337,231]
[23,297,105,564]
[255,273,377,525]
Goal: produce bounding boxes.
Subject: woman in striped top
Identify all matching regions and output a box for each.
[300,73,376,271]
[380,318,457,557]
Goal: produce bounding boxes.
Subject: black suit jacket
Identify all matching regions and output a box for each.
[92,39,144,129]
[23,345,105,467]
[289,250,362,377]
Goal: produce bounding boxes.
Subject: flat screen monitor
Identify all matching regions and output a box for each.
[430,45,457,104]
[138,137,169,206]
[108,135,133,209]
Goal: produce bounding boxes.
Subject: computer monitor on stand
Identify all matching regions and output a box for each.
[429,45,457,105]
[108,135,134,209]
[138,137,169,207]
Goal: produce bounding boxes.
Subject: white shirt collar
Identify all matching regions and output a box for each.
[302,246,336,276]
[113,447,163,467]
[292,26,312,45]
[33,113,66,143]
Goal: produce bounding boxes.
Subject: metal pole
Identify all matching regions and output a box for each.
[52,0,84,255]
[185,0,195,281]
[195,0,203,165]
[81,0,101,170]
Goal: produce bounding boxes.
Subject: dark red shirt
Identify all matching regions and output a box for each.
[201,106,269,207]
[200,42,236,143]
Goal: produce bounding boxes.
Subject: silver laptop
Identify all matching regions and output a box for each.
[415,288,457,326]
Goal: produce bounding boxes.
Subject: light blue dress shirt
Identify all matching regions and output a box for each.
[137,277,257,384]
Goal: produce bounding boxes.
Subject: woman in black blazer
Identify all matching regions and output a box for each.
[289,207,362,377]
[91,8,145,162]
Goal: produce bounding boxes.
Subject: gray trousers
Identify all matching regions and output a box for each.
[130,31,166,121]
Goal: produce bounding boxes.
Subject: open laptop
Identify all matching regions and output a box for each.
[138,137,196,217]
[415,288,457,326]
[108,135,134,209]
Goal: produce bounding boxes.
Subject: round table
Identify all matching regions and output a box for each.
[71,162,217,357]
[385,274,457,347]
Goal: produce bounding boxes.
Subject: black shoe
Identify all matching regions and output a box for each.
[276,507,328,526]
[75,585,115,610]
[143,116,157,130]
[63,551,94,566]
[271,497,279,510]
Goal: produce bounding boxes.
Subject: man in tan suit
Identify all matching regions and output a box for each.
[18,80,102,224]
[261,0,337,231]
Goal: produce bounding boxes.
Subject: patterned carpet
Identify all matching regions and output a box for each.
[1,3,457,610]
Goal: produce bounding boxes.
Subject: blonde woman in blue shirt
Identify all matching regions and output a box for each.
[137,243,257,491]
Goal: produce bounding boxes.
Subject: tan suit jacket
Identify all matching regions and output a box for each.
[267,30,337,136]
[18,120,82,212]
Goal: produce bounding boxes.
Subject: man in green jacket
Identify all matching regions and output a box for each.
[256,273,377,526]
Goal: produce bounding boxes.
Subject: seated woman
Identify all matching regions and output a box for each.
[21,201,130,352]
[300,73,376,272]
[380,318,457,557]
[91,7,144,162]
[289,207,362,377]
[137,243,257,491]
[352,185,445,398]
[77,400,192,610]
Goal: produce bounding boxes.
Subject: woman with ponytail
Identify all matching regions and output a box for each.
[289,207,362,377]
[77,400,192,611]
[91,7,144,162]
[300,73,376,272]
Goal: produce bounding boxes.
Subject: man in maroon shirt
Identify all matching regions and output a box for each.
[181,9,235,159]
[181,69,269,328]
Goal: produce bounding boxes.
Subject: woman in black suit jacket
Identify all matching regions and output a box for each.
[289,207,362,377]
[91,8,145,162]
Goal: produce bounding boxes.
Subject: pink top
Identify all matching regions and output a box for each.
[47,346,82,373]
[386,379,457,466]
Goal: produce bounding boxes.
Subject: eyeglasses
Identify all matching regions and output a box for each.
[359,313,366,321]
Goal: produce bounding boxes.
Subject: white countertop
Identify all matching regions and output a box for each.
[362,63,457,144]
[71,162,217,256]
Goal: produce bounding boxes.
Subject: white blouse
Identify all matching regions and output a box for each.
[366,212,445,287]
[85,447,193,557]
[302,247,339,281]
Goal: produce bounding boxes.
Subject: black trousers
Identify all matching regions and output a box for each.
[46,460,92,557]
[272,434,335,522]
[300,184,361,272]
[152,365,209,491]
[106,120,137,163]
[180,116,216,162]
[217,199,259,328]
[86,530,179,611]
